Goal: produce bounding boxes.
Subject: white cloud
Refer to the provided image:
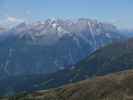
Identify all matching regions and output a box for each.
[7,16,23,23]
[0,16,25,28]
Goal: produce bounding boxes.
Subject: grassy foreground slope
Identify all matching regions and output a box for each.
[1,69,133,100]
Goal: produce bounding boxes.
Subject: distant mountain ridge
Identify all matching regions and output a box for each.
[6,18,120,46]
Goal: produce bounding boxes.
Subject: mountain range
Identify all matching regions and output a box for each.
[0,18,124,76]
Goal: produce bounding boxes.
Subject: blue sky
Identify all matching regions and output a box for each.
[0,0,133,29]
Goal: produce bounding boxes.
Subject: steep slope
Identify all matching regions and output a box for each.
[0,38,132,96]
[0,18,123,76]
[30,38,133,90]
[2,69,133,100]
